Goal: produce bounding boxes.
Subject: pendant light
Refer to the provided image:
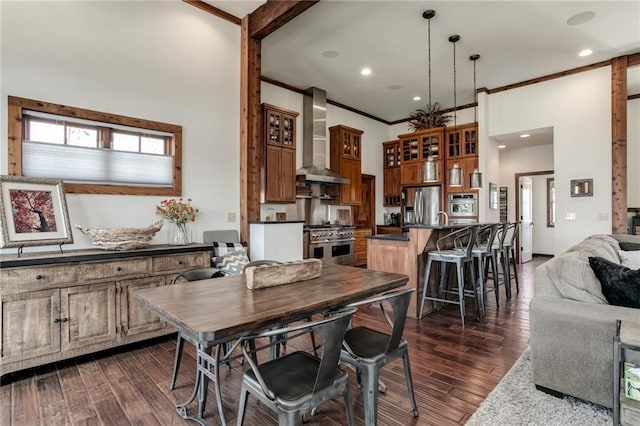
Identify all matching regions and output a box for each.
[422,10,439,183]
[469,53,483,189]
[448,35,463,187]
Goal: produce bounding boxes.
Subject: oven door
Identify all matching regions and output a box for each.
[449,201,477,217]
[309,239,354,266]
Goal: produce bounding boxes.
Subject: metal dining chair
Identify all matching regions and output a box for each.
[418,225,481,327]
[501,221,521,298]
[340,288,419,426]
[233,307,357,426]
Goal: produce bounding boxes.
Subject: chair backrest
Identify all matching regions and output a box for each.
[240,307,356,400]
[477,223,500,254]
[203,229,239,244]
[495,222,510,249]
[172,267,224,284]
[461,225,480,259]
[347,288,415,355]
[507,222,520,246]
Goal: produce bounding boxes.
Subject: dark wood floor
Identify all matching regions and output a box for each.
[1,257,546,425]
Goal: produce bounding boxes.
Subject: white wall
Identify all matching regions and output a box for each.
[531,174,554,255]
[488,68,612,254]
[1,1,241,252]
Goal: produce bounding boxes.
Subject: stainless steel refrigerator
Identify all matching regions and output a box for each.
[401,185,441,227]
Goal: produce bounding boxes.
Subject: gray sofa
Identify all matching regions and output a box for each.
[530,234,640,408]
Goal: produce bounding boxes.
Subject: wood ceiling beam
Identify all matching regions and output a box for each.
[182,0,241,25]
[249,1,319,40]
[611,55,628,234]
[629,52,640,68]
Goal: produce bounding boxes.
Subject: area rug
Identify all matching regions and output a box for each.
[466,350,613,425]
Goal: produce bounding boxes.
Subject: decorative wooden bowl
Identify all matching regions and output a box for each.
[74,221,163,251]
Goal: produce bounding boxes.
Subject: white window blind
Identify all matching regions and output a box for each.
[23,141,173,187]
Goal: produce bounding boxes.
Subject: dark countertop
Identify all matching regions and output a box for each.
[405,223,476,230]
[367,233,409,241]
[1,243,212,268]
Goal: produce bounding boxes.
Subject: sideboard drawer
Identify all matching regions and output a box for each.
[152,252,210,273]
[79,258,150,281]
[2,265,78,293]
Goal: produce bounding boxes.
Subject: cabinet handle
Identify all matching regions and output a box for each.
[61,317,68,323]
[178,261,183,265]
[53,318,60,323]
[116,266,122,272]
[36,274,44,280]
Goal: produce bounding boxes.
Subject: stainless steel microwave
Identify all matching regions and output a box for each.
[448,193,478,217]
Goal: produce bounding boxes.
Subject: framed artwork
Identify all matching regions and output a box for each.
[489,183,498,210]
[0,175,73,248]
[571,178,593,197]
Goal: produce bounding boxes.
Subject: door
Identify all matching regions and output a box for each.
[1,289,61,363]
[519,176,533,263]
[119,276,166,337]
[60,282,117,351]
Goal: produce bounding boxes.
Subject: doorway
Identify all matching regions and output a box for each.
[515,170,554,263]
[353,174,375,231]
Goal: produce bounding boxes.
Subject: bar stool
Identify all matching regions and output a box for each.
[418,225,481,327]
[501,222,520,298]
[471,223,501,312]
[487,222,509,299]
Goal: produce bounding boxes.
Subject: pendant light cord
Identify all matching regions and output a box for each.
[428,17,432,109]
[453,40,457,128]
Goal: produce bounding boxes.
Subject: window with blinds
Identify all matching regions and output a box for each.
[7,96,182,196]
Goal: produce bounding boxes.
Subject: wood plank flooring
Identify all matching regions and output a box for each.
[1,257,545,425]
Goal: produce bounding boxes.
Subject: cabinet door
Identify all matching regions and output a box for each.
[463,126,477,156]
[281,113,296,149]
[341,158,362,205]
[447,130,462,158]
[264,145,282,202]
[280,148,296,202]
[265,109,282,146]
[119,276,166,337]
[400,162,423,186]
[1,289,60,363]
[60,282,117,351]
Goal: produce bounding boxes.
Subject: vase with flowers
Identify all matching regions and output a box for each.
[156,198,199,245]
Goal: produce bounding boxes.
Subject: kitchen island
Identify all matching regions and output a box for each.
[367,224,472,319]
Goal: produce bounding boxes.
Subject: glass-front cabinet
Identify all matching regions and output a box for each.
[398,127,444,186]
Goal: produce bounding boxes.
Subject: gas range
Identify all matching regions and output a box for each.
[304,225,355,266]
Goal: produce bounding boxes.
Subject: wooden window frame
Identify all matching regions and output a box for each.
[7,96,182,196]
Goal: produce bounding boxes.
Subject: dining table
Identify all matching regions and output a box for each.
[135,263,409,425]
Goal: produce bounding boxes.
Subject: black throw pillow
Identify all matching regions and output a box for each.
[588,256,640,308]
[620,242,640,251]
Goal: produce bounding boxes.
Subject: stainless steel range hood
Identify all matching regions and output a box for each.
[296,87,349,184]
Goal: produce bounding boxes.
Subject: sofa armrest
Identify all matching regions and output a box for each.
[530,297,640,408]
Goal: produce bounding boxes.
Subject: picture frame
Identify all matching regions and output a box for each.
[0,175,73,248]
[489,183,498,210]
[499,187,508,222]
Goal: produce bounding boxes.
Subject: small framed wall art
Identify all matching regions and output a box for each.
[0,175,73,248]
[570,178,593,197]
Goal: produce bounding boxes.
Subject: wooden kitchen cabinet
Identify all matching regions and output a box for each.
[0,244,211,376]
[398,127,444,186]
[444,123,479,193]
[330,125,363,205]
[354,228,372,267]
[262,103,298,203]
[382,140,401,206]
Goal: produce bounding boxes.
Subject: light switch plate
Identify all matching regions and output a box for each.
[227,212,236,223]
[564,213,576,220]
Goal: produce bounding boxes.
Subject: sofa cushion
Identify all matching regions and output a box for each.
[619,250,640,269]
[213,250,250,276]
[547,251,608,304]
[588,256,640,308]
[212,241,247,257]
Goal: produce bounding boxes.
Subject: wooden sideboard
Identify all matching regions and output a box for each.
[0,244,211,377]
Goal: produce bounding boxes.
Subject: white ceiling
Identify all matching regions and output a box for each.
[492,126,553,151]
[208,1,639,123]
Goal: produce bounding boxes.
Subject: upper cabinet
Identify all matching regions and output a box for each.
[262,103,299,203]
[330,125,363,205]
[398,127,444,186]
[445,123,479,193]
[382,140,401,206]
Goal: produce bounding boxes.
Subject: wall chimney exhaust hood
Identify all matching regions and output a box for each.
[296,87,349,185]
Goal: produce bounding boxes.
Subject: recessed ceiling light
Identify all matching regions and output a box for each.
[567,11,595,26]
[579,49,593,57]
[387,84,402,90]
[520,134,530,138]
[498,144,507,149]
[321,50,339,58]
[360,68,372,76]
[413,96,421,101]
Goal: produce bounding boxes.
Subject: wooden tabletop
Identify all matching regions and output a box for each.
[135,264,408,344]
